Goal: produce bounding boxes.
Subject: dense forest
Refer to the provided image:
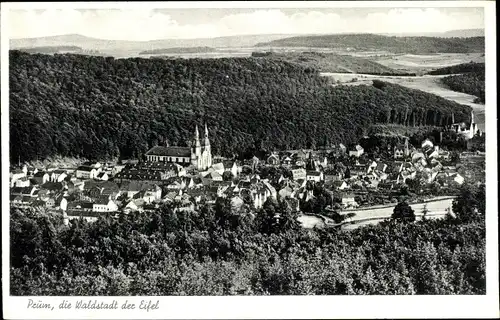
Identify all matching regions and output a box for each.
[255,34,485,54]
[428,62,485,103]
[10,183,485,295]
[251,51,414,75]
[10,51,470,162]
[139,47,216,55]
[442,74,485,103]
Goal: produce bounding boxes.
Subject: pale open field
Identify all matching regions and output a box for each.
[321,72,485,131]
[374,53,485,73]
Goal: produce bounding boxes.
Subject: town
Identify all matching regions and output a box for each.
[9,113,485,228]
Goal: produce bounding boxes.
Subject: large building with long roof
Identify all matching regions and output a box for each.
[145,124,212,171]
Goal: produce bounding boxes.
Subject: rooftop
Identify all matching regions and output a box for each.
[146,146,191,157]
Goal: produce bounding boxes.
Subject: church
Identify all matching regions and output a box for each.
[449,111,480,140]
[145,124,212,171]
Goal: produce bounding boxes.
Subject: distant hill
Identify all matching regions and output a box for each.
[255,34,485,54]
[139,46,216,55]
[382,28,485,38]
[251,51,413,75]
[16,45,102,56]
[17,45,83,54]
[10,34,299,57]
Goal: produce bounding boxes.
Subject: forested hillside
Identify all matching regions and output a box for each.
[428,62,485,75]
[251,51,414,75]
[442,73,485,103]
[10,184,486,295]
[428,62,485,103]
[255,34,485,54]
[9,51,470,162]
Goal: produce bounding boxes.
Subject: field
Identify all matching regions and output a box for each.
[321,72,485,130]
[374,52,485,74]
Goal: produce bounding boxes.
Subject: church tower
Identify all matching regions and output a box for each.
[203,123,212,169]
[191,125,201,167]
[469,111,478,139]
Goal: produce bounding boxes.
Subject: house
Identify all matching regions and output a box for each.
[123,200,140,213]
[133,189,158,204]
[394,138,410,159]
[33,172,50,185]
[452,173,465,185]
[281,156,292,166]
[306,171,324,182]
[76,165,98,179]
[324,173,342,185]
[50,170,68,182]
[349,145,364,158]
[332,180,349,190]
[206,171,223,181]
[10,169,26,187]
[223,160,240,177]
[267,154,280,166]
[211,162,225,175]
[111,164,126,176]
[15,177,30,188]
[11,186,38,197]
[291,167,307,181]
[93,198,119,212]
[119,181,153,199]
[341,193,358,208]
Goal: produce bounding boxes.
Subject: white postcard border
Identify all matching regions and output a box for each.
[1,1,498,319]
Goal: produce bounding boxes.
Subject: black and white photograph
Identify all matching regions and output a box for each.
[1,1,498,319]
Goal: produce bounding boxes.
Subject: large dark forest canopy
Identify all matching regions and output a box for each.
[9,51,471,162]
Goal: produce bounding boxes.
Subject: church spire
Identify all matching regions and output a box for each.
[204,123,210,146]
[193,125,201,148]
[471,110,475,125]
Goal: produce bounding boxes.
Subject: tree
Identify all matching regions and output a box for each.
[392,200,416,222]
[421,204,429,221]
[222,171,234,181]
[450,151,460,164]
[452,183,484,223]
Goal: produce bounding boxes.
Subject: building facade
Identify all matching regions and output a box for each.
[146,124,212,171]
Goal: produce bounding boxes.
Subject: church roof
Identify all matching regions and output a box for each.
[146,146,191,157]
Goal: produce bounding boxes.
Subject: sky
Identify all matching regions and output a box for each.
[8,7,485,41]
